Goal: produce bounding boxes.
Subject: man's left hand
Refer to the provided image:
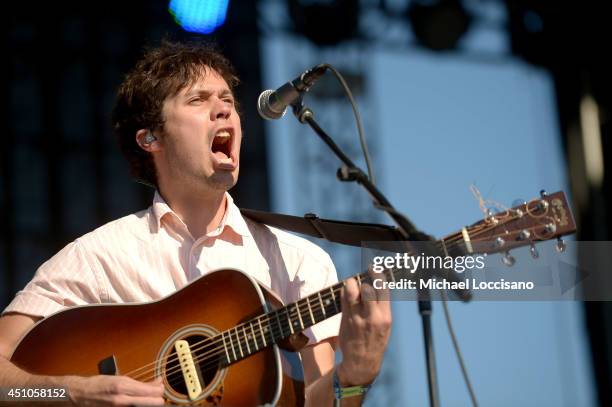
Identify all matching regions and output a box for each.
[336,270,392,386]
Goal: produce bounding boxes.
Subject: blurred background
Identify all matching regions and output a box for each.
[1,1,610,406]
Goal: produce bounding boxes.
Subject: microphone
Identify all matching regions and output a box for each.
[257,64,328,120]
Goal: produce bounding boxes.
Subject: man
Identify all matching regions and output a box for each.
[0,41,391,406]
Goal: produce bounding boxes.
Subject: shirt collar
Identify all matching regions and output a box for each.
[151,190,174,231]
[223,192,251,237]
[151,190,251,238]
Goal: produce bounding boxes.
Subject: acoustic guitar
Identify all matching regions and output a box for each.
[10,191,576,406]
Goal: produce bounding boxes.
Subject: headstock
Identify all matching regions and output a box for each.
[444,190,576,263]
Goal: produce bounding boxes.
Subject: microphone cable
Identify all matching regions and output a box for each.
[326,64,479,407]
[441,289,479,407]
[322,65,376,186]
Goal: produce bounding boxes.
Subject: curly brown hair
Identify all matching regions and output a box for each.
[112,40,239,188]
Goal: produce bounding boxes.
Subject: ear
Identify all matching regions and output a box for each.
[135,129,161,153]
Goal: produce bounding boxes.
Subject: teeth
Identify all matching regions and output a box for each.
[215,130,231,144]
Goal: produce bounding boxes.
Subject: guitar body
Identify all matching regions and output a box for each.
[10,269,304,406]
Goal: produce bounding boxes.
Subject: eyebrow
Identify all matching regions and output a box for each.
[185,88,234,98]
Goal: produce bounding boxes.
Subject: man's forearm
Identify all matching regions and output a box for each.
[0,356,76,387]
[305,364,364,407]
[0,356,75,406]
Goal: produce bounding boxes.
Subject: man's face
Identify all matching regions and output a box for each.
[158,69,242,192]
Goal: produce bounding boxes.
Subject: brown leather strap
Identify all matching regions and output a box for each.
[240,208,403,248]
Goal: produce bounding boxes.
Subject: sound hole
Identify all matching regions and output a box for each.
[164,334,220,397]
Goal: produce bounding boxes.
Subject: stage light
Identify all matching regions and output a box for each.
[288,0,360,46]
[407,0,472,51]
[169,0,230,34]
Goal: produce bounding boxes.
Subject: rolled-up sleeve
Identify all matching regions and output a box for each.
[2,240,102,318]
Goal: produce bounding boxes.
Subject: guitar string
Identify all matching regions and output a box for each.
[441,208,552,247]
[129,254,428,383]
[131,282,346,384]
[158,246,456,384]
[161,300,335,390]
[159,235,487,389]
[121,277,343,379]
[127,219,548,386]
[123,204,553,382]
[141,253,456,385]
[125,216,550,383]
[132,220,548,385]
[160,213,559,390]
[131,293,340,389]
[152,265,438,388]
[126,207,529,380]
[126,295,337,381]
[156,225,498,388]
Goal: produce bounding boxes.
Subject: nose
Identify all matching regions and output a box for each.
[211,96,231,120]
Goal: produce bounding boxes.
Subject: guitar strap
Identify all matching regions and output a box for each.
[240,208,404,248]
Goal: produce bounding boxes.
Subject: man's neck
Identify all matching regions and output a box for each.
[158,186,228,240]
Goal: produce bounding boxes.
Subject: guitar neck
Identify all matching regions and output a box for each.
[219,232,472,363]
[219,280,344,365]
[218,241,452,365]
[219,191,575,365]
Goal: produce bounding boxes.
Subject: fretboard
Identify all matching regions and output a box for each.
[217,281,343,365]
[215,236,470,366]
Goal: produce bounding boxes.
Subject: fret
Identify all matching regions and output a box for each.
[388,268,396,283]
[461,227,473,254]
[440,238,449,257]
[242,326,251,354]
[228,330,237,362]
[356,274,362,289]
[330,287,339,313]
[323,292,335,315]
[221,331,231,364]
[306,296,315,325]
[235,328,244,358]
[295,304,304,330]
[318,292,326,317]
[286,307,295,334]
[250,322,259,351]
[275,310,285,338]
[258,318,267,347]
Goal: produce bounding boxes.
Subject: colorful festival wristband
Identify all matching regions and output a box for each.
[333,368,371,402]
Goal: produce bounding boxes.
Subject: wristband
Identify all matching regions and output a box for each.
[333,368,371,401]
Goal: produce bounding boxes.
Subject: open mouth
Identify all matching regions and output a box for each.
[211,130,233,162]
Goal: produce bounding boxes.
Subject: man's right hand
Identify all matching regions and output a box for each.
[66,375,164,406]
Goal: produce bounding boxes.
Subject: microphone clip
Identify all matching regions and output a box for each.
[293,64,328,92]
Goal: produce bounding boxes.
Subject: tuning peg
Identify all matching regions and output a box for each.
[540,189,548,197]
[537,200,549,211]
[530,243,539,259]
[486,208,499,224]
[544,223,557,234]
[555,238,566,253]
[502,251,516,266]
[495,237,505,248]
[511,200,526,218]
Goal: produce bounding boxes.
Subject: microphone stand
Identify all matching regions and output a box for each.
[290,100,444,407]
